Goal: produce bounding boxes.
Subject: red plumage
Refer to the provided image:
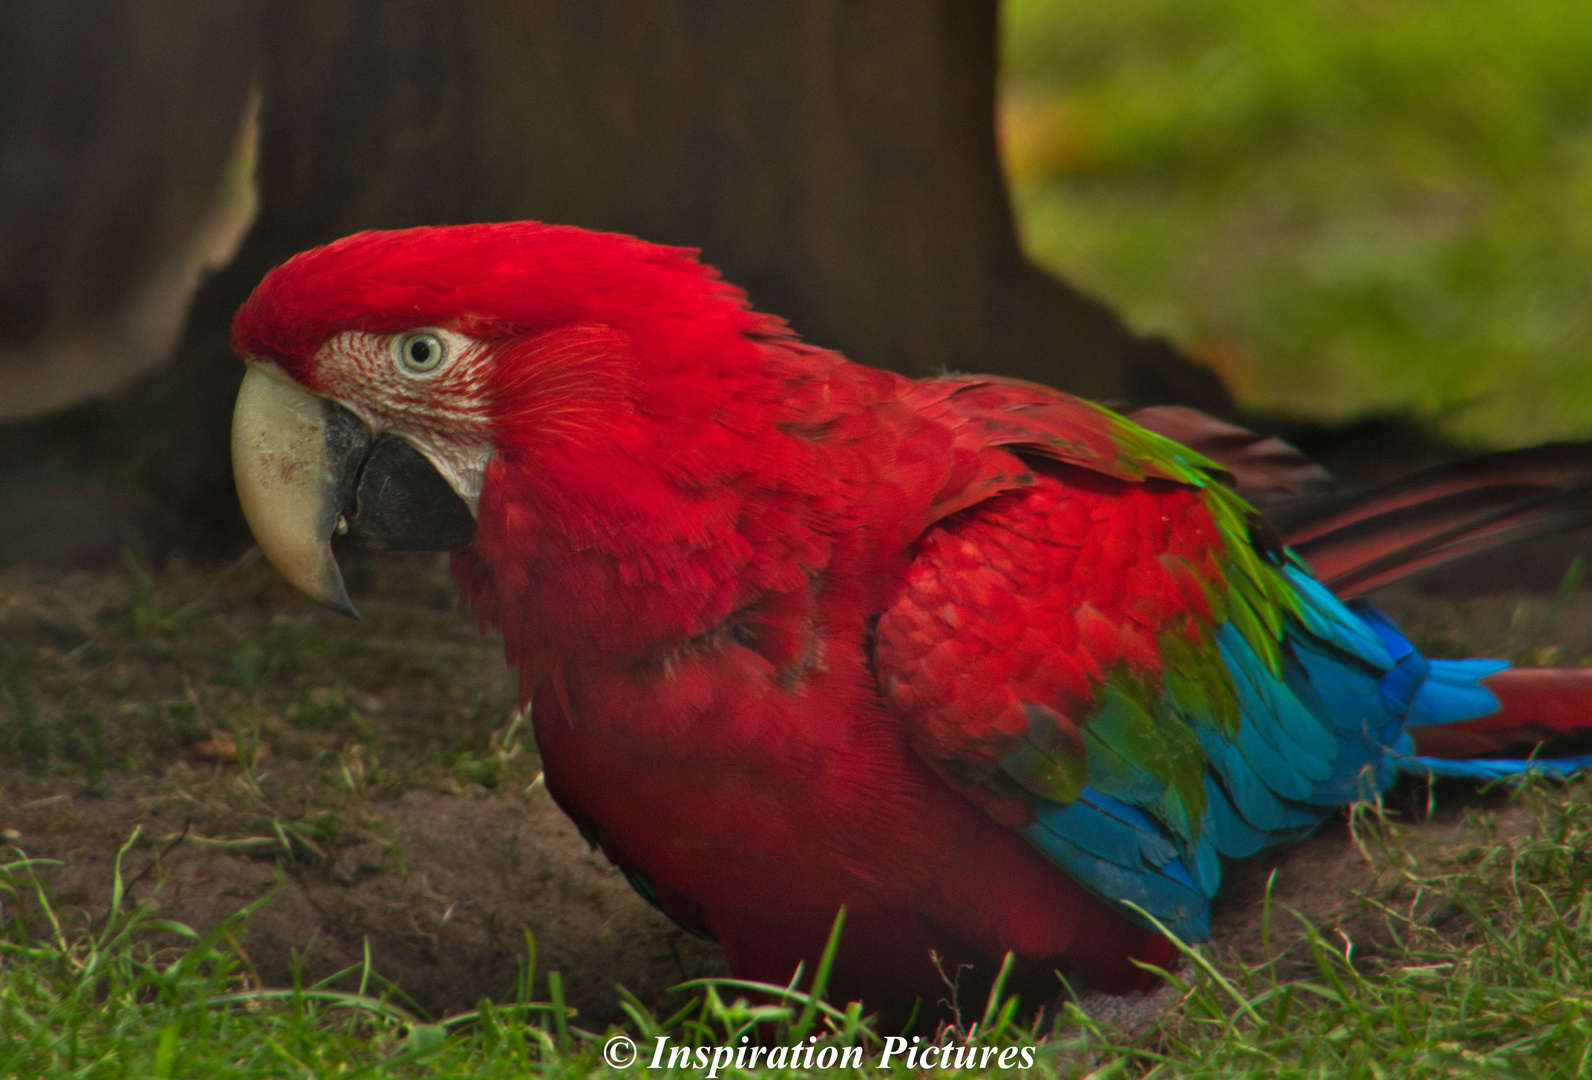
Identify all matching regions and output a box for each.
[232,222,1592,1014]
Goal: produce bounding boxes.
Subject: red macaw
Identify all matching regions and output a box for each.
[227,222,1592,1010]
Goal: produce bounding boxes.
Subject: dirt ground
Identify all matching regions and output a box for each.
[3,532,1592,1026]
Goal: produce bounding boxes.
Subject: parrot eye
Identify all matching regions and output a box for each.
[396,331,447,374]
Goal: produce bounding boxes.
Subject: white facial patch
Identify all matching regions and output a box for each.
[296,327,499,515]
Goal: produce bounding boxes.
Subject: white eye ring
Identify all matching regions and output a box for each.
[396,331,447,374]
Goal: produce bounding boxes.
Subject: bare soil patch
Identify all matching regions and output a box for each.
[0,552,724,1024]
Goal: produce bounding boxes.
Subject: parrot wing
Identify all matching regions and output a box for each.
[875,377,1490,938]
[1127,404,1335,506]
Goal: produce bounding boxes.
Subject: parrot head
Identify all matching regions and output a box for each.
[228,222,777,616]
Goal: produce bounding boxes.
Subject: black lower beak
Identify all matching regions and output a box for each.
[341,430,478,552]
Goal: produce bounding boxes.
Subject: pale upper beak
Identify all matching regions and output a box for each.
[230,365,477,617]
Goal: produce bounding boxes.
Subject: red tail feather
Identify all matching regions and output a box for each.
[1264,443,1592,598]
[1410,667,1592,758]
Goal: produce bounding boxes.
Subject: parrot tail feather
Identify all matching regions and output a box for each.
[1265,443,1592,598]
[1406,667,1592,763]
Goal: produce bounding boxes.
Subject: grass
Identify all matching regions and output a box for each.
[1128,786,1592,1077]
[9,775,1592,1076]
[0,839,1052,1078]
[1001,0,1592,445]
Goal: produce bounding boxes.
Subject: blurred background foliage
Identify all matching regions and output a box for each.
[1001,0,1592,445]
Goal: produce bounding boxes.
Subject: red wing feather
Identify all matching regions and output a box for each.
[904,377,1194,488]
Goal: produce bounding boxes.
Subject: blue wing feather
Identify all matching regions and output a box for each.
[1217,627,1336,772]
[1201,774,1312,859]
[1028,557,1530,941]
[1025,792,1211,937]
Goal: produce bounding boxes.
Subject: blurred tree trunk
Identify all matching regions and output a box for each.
[0,1,264,421]
[0,0,1225,566]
